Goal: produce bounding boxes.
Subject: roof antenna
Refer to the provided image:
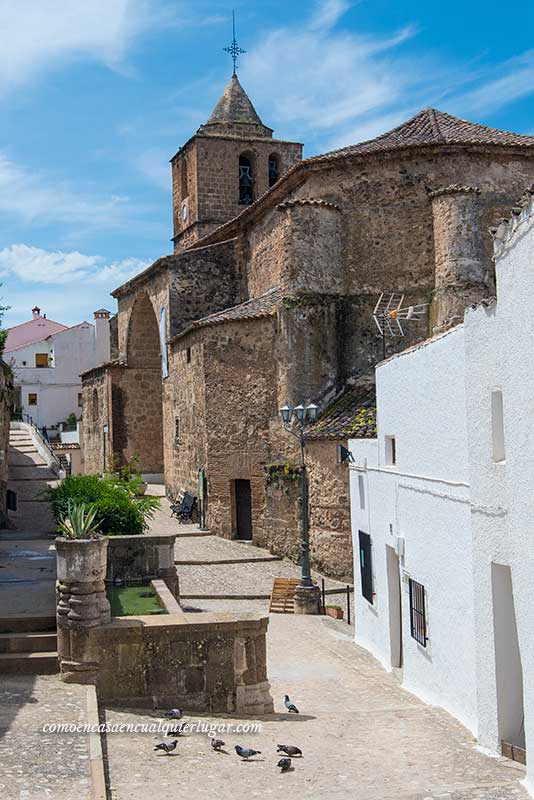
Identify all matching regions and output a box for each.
[223,10,246,75]
[372,292,429,360]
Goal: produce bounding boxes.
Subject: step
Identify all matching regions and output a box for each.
[0,651,59,674]
[0,631,57,653]
[0,615,56,633]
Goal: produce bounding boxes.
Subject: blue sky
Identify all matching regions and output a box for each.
[1,0,534,326]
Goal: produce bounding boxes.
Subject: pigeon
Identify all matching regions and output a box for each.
[164,708,183,719]
[166,724,186,736]
[284,695,299,713]
[211,738,226,751]
[277,757,292,773]
[154,740,178,755]
[235,745,261,760]
[277,744,302,757]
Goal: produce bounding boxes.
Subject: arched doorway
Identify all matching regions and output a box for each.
[124,293,164,476]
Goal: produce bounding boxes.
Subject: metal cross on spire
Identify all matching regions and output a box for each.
[223,11,246,75]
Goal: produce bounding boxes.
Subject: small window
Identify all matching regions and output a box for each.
[175,417,180,443]
[385,435,396,466]
[409,578,427,647]
[239,155,253,205]
[358,475,365,510]
[186,347,191,364]
[28,393,38,406]
[491,390,505,462]
[35,353,48,368]
[268,154,279,187]
[358,530,373,604]
[77,393,83,408]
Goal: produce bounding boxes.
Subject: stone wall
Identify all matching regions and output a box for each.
[164,334,207,499]
[0,362,13,525]
[307,438,353,581]
[90,613,273,714]
[81,365,112,474]
[106,532,179,598]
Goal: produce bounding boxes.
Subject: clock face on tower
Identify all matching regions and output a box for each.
[181,202,188,222]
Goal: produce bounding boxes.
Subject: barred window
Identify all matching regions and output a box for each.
[239,155,253,205]
[409,578,427,647]
[268,154,279,187]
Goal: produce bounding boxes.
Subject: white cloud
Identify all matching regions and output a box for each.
[239,2,534,156]
[449,52,534,118]
[0,0,162,95]
[0,152,150,233]
[0,244,149,286]
[309,0,352,30]
[240,4,422,146]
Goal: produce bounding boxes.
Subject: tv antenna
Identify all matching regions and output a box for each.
[373,292,429,359]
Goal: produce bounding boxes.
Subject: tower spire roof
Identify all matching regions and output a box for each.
[198,74,273,139]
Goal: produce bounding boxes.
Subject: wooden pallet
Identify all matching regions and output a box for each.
[269,578,301,613]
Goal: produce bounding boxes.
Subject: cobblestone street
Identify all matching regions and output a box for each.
[102,503,529,800]
[0,676,93,799]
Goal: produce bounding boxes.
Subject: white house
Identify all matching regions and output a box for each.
[5,306,111,435]
[349,188,534,789]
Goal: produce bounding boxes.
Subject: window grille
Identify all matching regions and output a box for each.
[239,156,253,205]
[409,578,427,647]
[268,155,279,187]
[358,530,373,604]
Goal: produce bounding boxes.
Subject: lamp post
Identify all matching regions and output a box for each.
[279,402,321,615]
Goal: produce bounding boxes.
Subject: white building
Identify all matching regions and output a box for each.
[5,306,111,435]
[349,190,534,790]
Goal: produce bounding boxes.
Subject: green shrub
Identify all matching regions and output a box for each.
[48,474,159,536]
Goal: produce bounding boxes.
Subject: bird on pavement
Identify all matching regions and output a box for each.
[211,738,226,751]
[277,744,302,757]
[164,708,183,719]
[154,740,178,755]
[277,757,292,772]
[235,745,261,760]
[284,695,299,713]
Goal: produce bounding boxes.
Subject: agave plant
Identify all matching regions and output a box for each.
[57,500,102,540]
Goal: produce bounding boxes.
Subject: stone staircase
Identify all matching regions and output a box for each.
[0,424,59,674]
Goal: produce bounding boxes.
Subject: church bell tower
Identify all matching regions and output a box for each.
[170,23,302,251]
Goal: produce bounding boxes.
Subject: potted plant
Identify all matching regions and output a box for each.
[55,501,111,624]
[326,604,344,620]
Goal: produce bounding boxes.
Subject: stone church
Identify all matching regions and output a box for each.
[82,71,534,580]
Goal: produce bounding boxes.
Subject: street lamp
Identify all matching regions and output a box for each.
[279,402,321,615]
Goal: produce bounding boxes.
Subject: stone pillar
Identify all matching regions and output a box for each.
[430,185,488,334]
[56,537,111,684]
[293,584,322,615]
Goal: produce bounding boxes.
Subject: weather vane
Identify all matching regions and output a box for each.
[224,11,246,74]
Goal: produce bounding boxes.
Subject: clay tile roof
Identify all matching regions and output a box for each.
[4,317,68,352]
[171,286,283,342]
[313,108,534,161]
[277,198,340,211]
[307,385,377,440]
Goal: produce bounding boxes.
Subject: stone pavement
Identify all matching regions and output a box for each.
[102,509,528,800]
[0,675,93,799]
[103,614,527,800]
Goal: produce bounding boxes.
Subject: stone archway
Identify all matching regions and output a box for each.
[122,293,164,476]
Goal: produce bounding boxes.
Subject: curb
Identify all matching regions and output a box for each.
[86,684,107,800]
[175,556,282,566]
[180,587,353,601]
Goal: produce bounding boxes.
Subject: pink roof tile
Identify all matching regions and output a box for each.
[4,316,68,352]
